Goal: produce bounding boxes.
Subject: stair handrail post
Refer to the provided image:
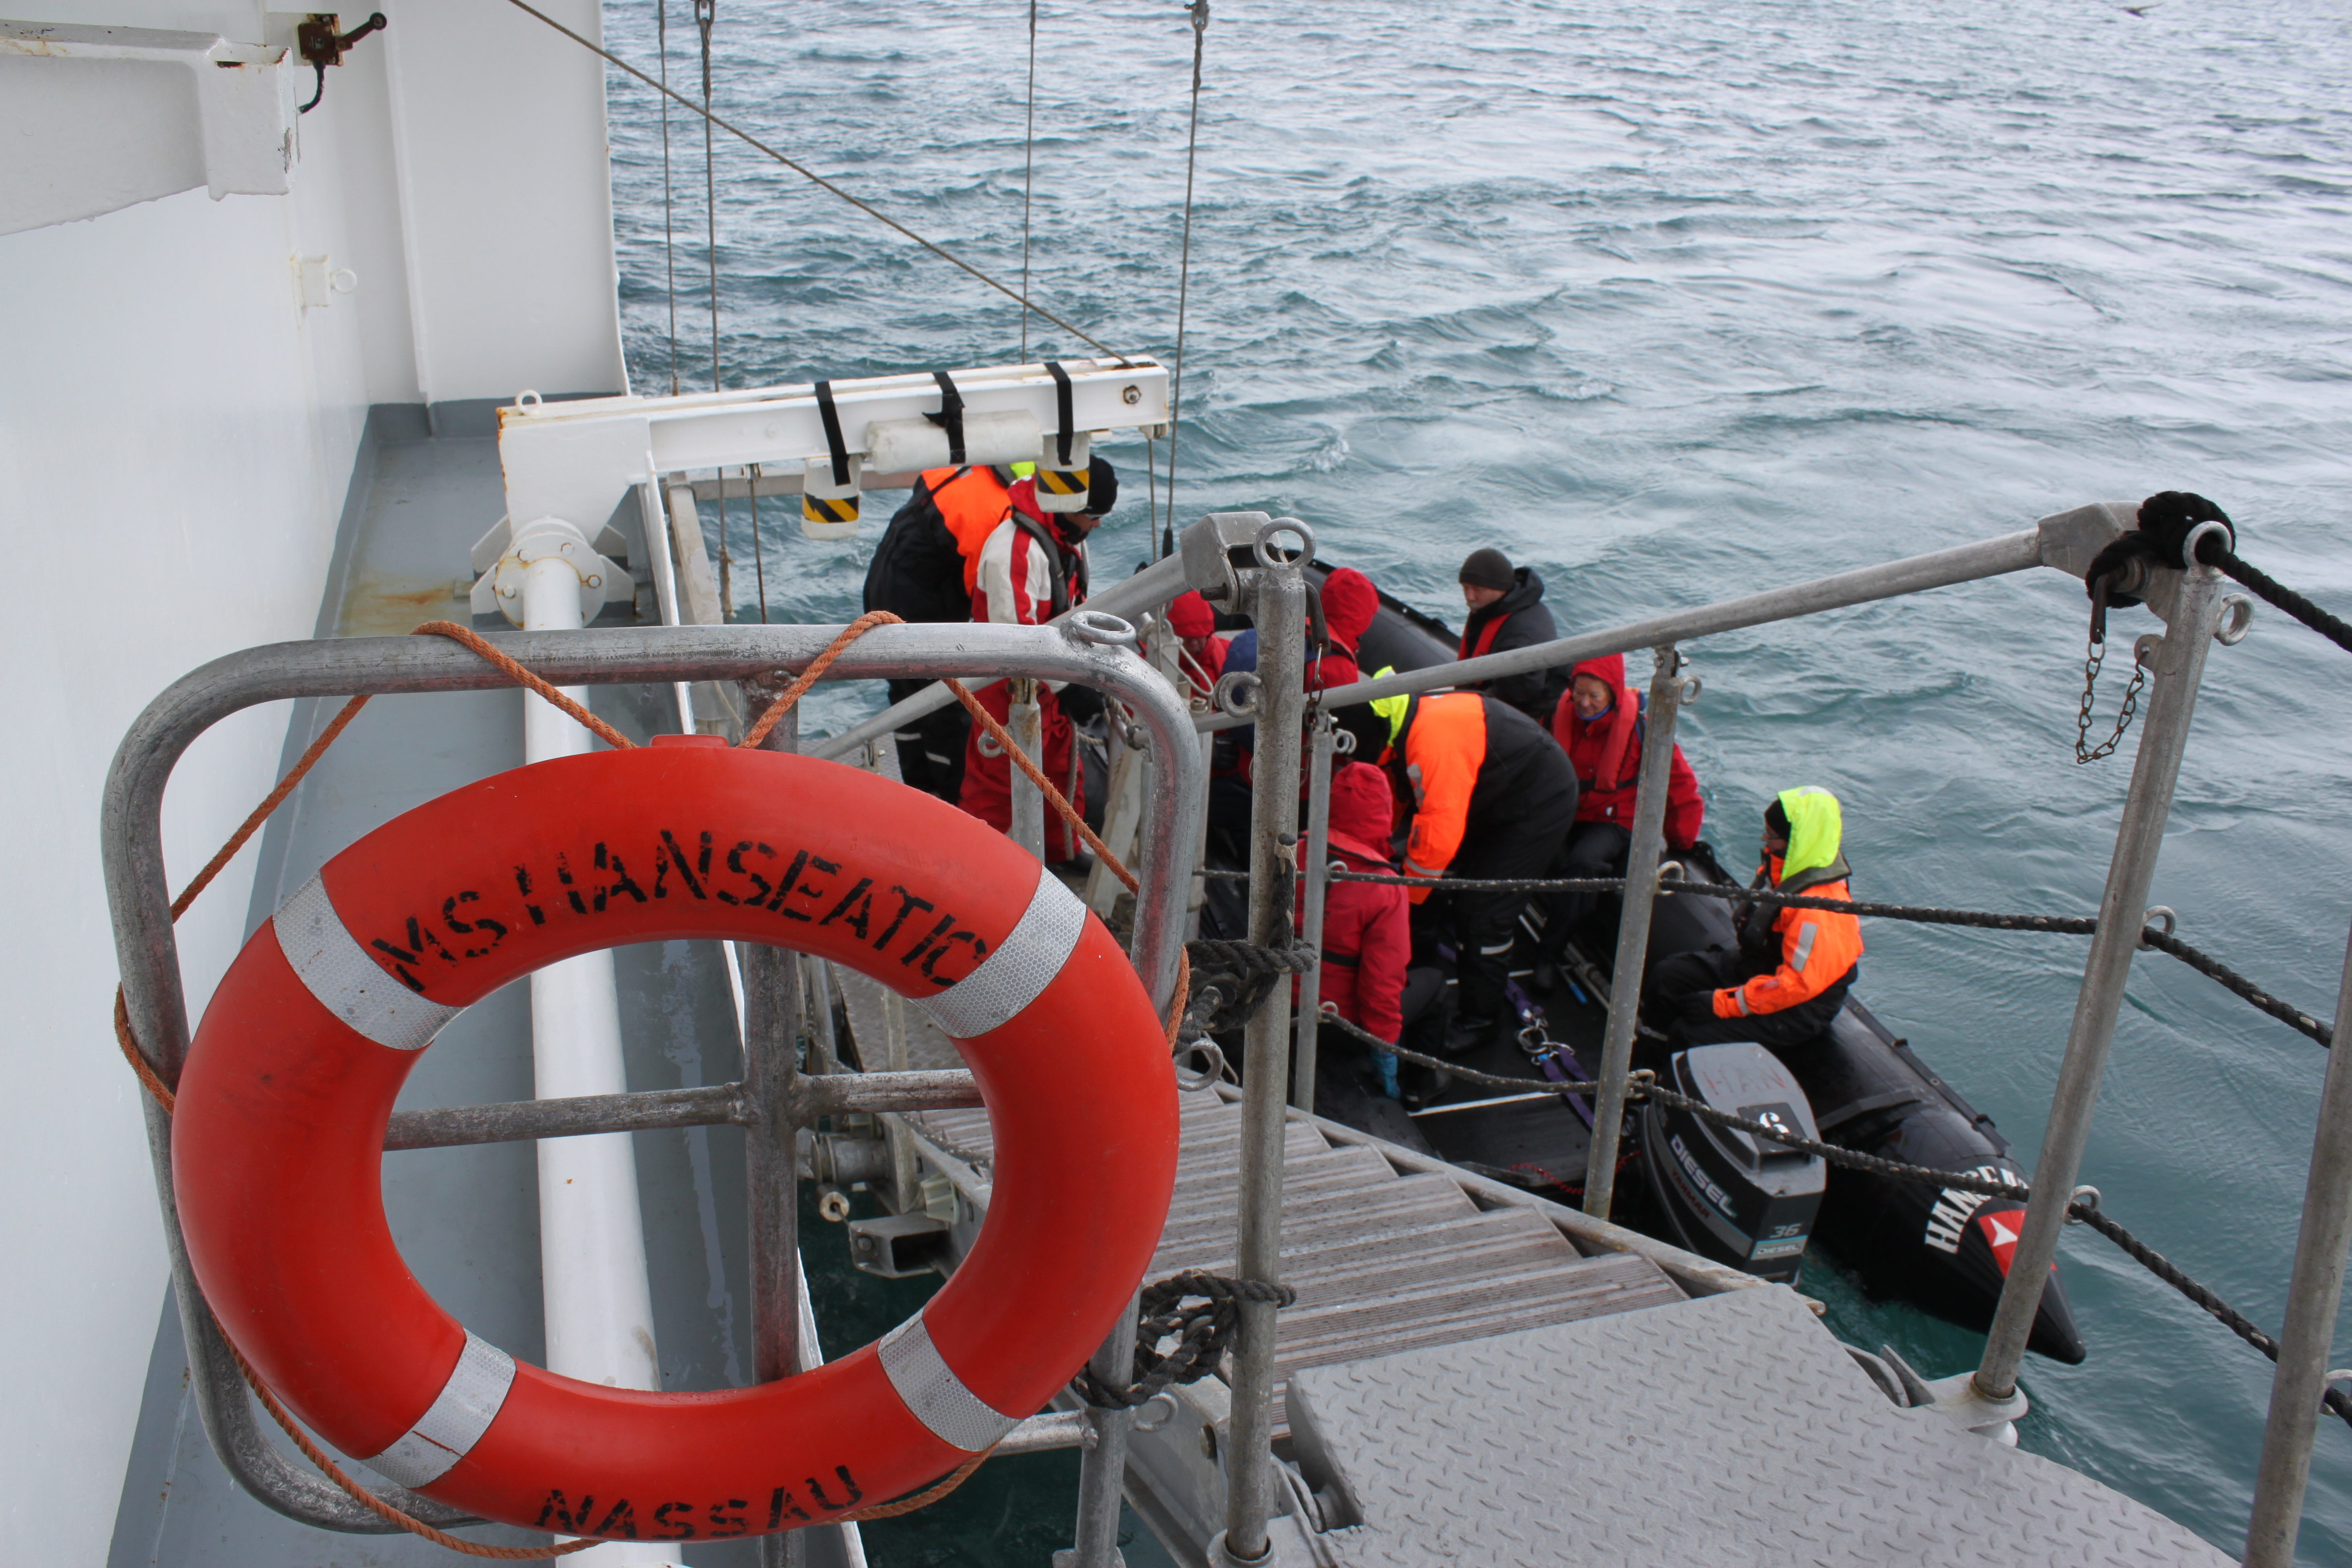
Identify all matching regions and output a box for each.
[2243,913,2352,1568]
[1292,717,1338,1117]
[1222,526,1311,1564]
[1975,533,2230,1401]
[738,690,807,1568]
[1583,644,1689,1218]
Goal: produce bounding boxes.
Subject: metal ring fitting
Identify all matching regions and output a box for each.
[1657,861,1686,883]
[1131,1392,1179,1433]
[976,728,1005,759]
[2183,519,2231,573]
[817,1186,852,1224]
[1173,1038,1226,1093]
[1213,669,1262,718]
[1063,609,1139,648]
[514,388,542,406]
[1679,675,1702,704]
[2215,593,2254,647]
[2139,906,2177,949]
[2132,631,2164,669]
[2066,1184,2101,1223]
[1332,726,1358,755]
[1253,516,1316,568]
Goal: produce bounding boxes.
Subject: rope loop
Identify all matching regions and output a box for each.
[1073,1271,1294,1410]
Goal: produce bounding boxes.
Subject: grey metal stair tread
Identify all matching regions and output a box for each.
[833,964,963,1072]
[1288,1285,2231,1567]
[1176,1210,1579,1303]
[1151,1176,1479,1267]
[1274,1253,1683,1371]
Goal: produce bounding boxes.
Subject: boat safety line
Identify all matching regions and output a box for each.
[492,0,1132,363]
[1312,1003,2352,1430]
[1208,866,2334,1046]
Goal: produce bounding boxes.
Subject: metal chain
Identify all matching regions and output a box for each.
[2074,630,2146,764]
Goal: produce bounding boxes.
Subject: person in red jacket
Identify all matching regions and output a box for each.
[1167,589,1226,701]
[1540,652,1704,960]
[1298,760,1412,1095]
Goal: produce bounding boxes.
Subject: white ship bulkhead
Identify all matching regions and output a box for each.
[1,3,624,1558]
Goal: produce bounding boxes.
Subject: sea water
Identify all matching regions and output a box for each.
[599,1,2352,1560]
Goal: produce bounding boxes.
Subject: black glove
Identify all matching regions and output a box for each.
[1674,990,1720,1025]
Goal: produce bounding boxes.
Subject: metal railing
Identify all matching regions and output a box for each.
[99,620,1200,1553]
[1179,499,2346,1566]
[102,494,2352,1567]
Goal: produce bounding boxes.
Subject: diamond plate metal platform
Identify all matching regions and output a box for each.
[1286,1284,2231,1568]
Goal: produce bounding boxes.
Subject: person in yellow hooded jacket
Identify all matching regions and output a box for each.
[1645,786,1863,1049]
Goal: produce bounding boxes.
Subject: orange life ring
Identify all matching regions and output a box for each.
[173,737,1177,1541]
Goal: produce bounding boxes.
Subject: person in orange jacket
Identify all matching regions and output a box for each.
[1541,652,1705,955]
[1646,787,1863,1049]
[1368,686,1578,1052]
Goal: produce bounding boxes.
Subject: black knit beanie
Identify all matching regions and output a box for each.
[1458,547,1514,591]
[1764,798,1791,839]
[1085,456,1119,515]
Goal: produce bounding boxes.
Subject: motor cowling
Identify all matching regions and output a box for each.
[1639,1042,1826,1284]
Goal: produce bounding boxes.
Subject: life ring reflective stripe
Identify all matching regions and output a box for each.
[173,741,1177,1541]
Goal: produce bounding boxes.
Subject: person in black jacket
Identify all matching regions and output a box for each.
[861,464,1019,799]
[1455,547,1563,725]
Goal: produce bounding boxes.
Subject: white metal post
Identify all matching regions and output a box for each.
[1008,678,1046,860]
[1583,646,1689,1219]
[1293,721,1336,1116]
[1976,541,2229,1403]
[2243,915,2352,1568]
[517,531,678,1567]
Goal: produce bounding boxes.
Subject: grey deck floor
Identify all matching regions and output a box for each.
[1291,1285,2232,1568]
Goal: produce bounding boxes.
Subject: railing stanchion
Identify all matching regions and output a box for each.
[741,693,807,1568]
[2243,914,2352,1568]
[1008,677,1046,860]
[1582,645,1688,1219]
[1293,718,1337,1116]
[1222,536,1309,1564]
[1064,1293,1141,1568]
[1975,537,2229,1404]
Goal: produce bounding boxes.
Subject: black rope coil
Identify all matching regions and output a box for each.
[1181,937,1319,1034]
[1074,1271,1296,1409]
[2089,490,2352,657]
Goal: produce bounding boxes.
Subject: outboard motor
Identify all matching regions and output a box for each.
[1638,1042,1825,1284]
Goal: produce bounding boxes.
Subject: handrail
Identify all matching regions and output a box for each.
[99,620,1200,1535]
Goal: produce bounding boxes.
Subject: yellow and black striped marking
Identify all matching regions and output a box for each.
[1034,465,1088,498]
[803,493,859,525]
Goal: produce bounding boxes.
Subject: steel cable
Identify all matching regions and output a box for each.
[496,0,1131,362]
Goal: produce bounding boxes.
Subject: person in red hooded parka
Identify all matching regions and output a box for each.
[1297,759,1412,1096]
[1542,652,1705,957]
[1166,589,1227,701]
